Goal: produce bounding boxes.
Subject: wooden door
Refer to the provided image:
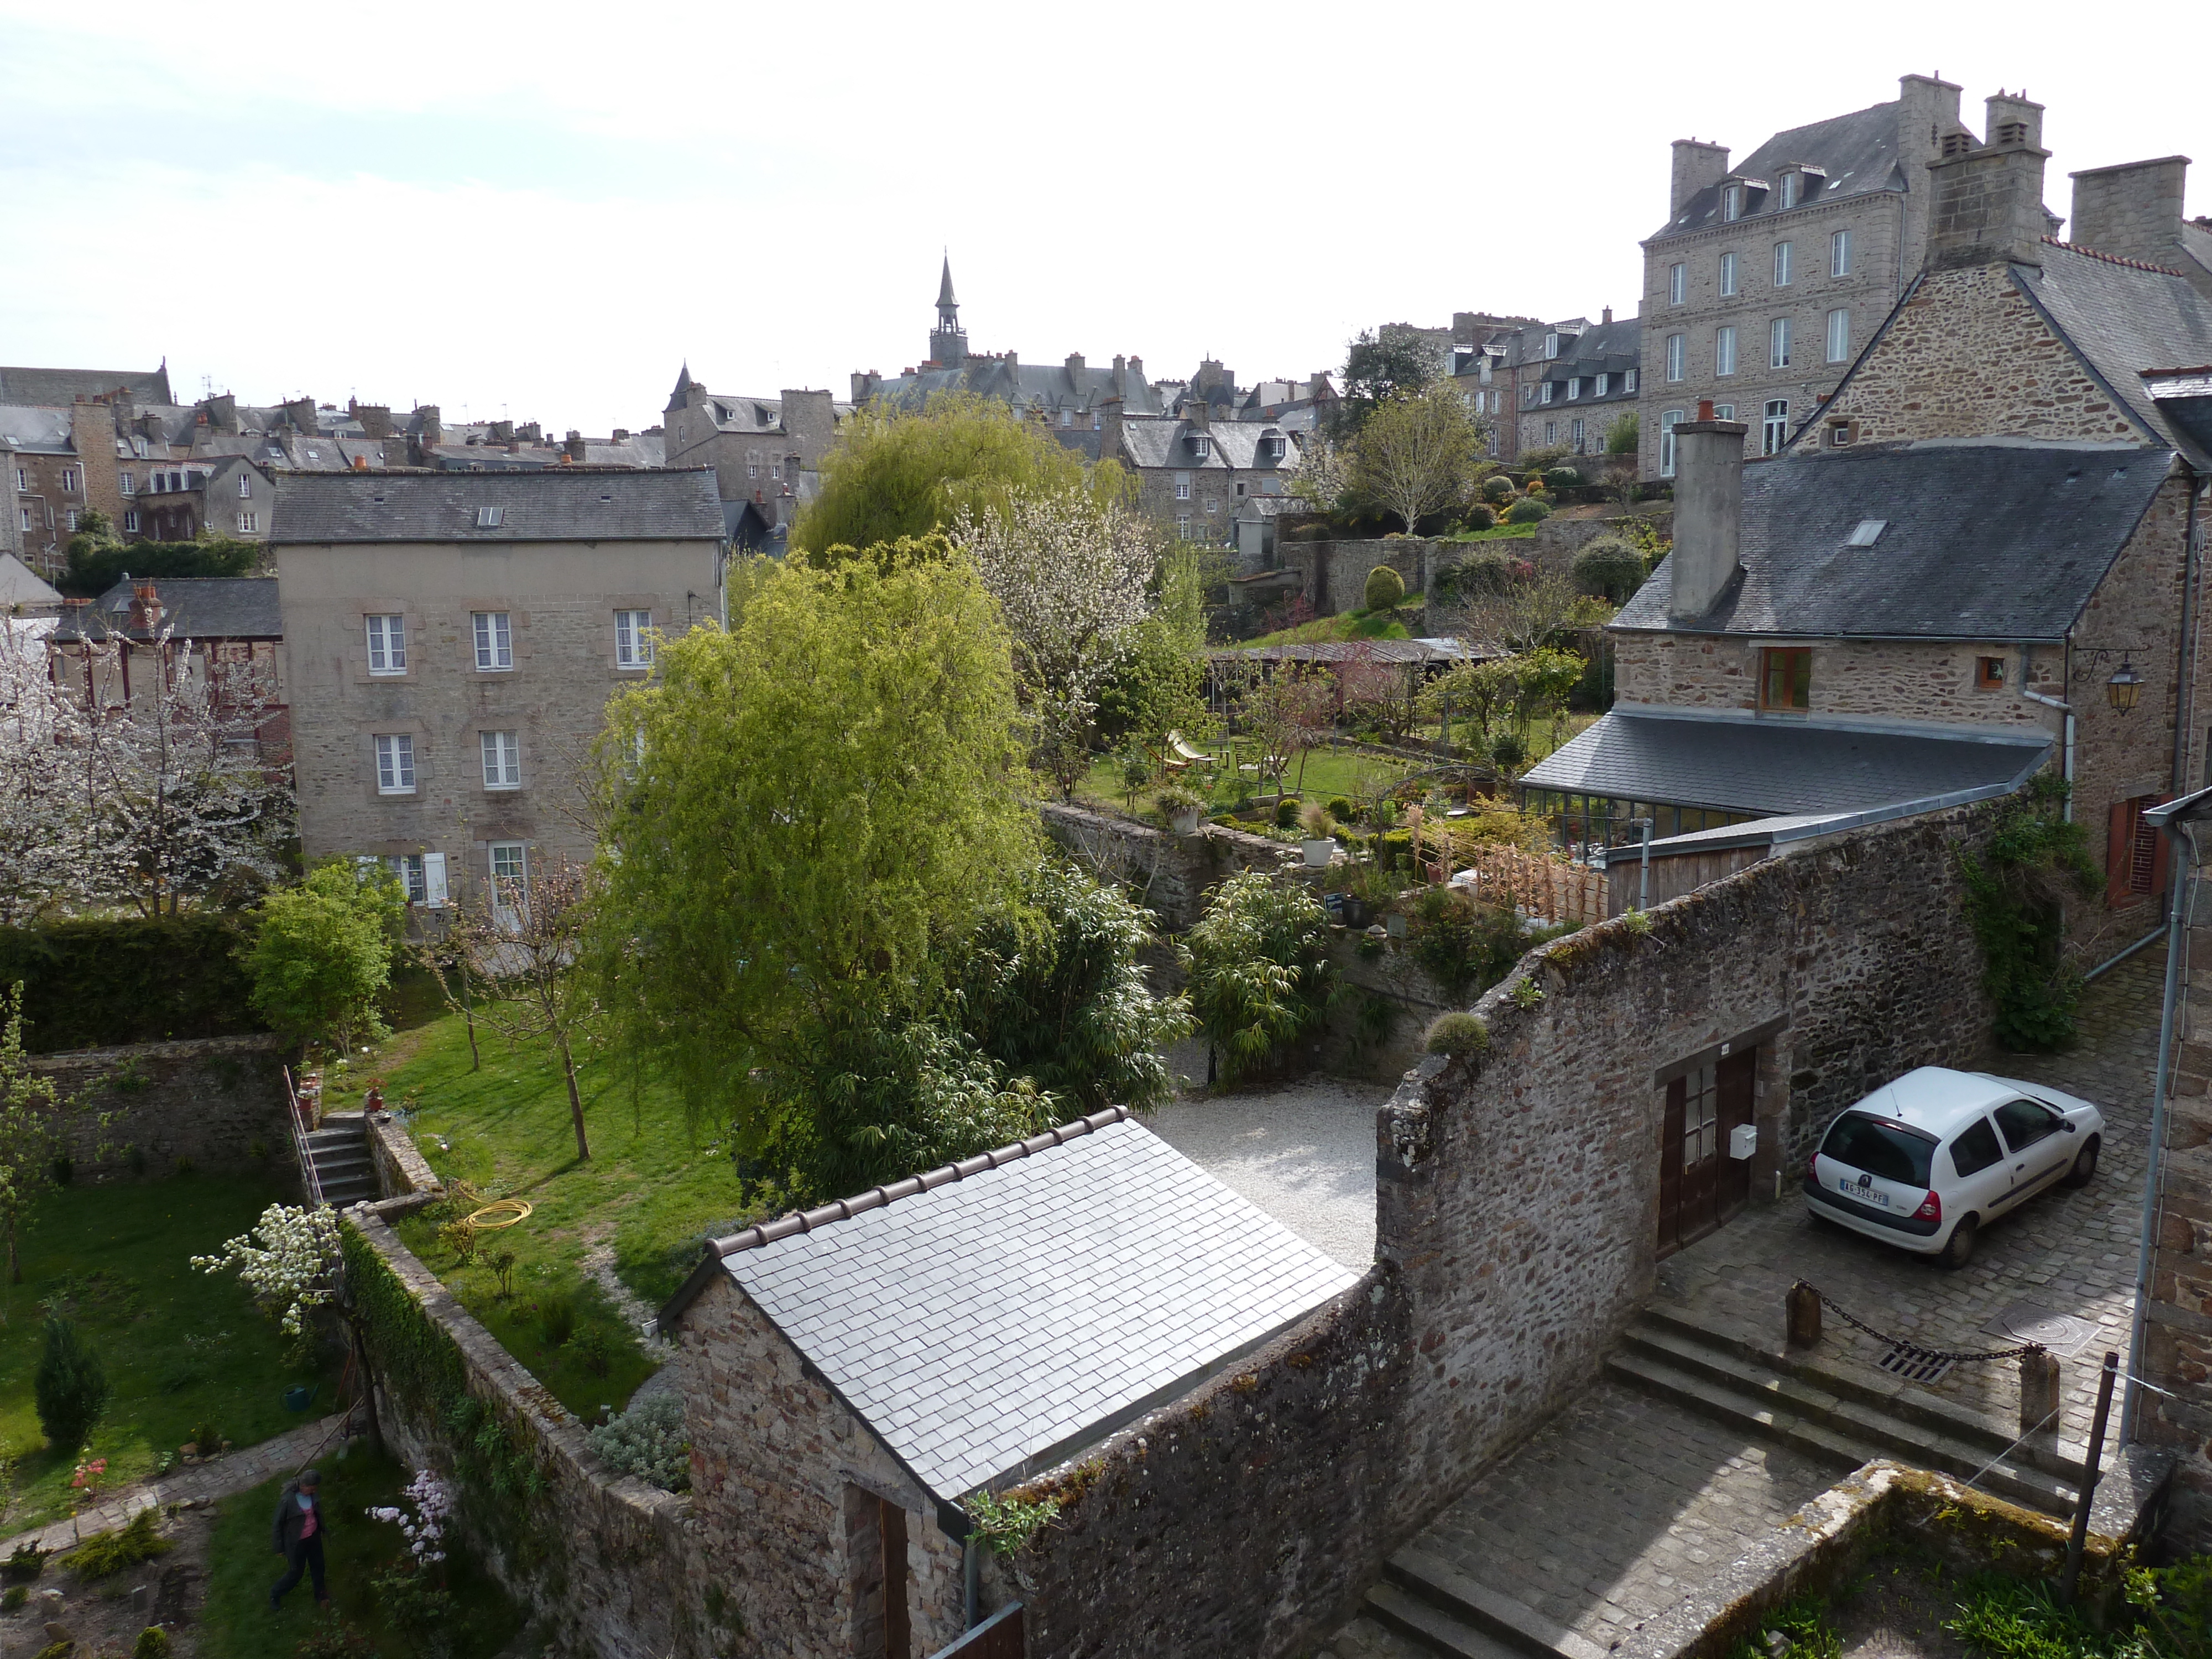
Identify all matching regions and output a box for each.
[1658,1050,1757,1259]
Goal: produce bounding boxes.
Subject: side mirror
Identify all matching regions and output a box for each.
[2062,1120,2078,1133]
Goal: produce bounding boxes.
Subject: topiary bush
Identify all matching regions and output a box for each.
[1461,502,1497,531]
[133,1628,173,1658]
[1325,797,1355,823]
[1572,535,1650,603]
[1363,565,1407,611]
[1505,497,1552,524]
[1481,476,1516,505]
[1545,466,1582,488]
[587,1392,691,1492]
[34,1317,109,1452]
[1274,797,1302,830]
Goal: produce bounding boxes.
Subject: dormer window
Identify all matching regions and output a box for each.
[1566,378,1581,400]
[1780,171,1801,210]
[1544,331,1560,359]
[1595,373,1610,396]
[1189,434,1211,459]
[1723,184,1744,221]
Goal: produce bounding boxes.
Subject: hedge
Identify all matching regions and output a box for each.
[0,915,265,1052]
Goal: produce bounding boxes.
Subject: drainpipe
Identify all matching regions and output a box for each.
[963,1537,980,1629]
[2019,644,2072,821]
[2173,474,2205,800]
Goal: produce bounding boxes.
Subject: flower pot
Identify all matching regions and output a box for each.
[1342,896,1370,928]
[1301,838,1335,868]
[1170,810,1202,836]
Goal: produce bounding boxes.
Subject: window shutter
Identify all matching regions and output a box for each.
[2107,801,2133,907]
[423,852,448,907]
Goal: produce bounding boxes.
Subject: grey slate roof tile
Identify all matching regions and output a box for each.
[268,468,724,545]
[2017,245,2212,467]
[53,577,282,642]
[718,1118,1357,1505]
[1652,100,1908,241]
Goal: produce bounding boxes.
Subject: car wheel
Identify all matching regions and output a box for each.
[2062,1135,2101,1189]
[1936,1215,1979,1269]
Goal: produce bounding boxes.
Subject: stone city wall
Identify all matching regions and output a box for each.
[32,1032,296,1185]
[1038,802,1295,933]
[1290,538,1432,618]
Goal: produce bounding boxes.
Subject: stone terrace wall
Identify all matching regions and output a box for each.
[32,1033,295,1185]
[1293,538,1432,617]
[346,1211,699,1659]
[1006,801,1997,1655]
[1040,803,1293,932]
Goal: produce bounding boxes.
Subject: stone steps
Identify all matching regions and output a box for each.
[1370,1546,1610,1659]
[1608,1312,2079,1518]
[304,1119,374,1208]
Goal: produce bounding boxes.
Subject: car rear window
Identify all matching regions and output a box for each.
[1820,1112,1936,1186]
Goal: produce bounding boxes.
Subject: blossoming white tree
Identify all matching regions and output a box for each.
[368,1469,453,1566]
[954,489,1159,798]
[191,1202,343,1335]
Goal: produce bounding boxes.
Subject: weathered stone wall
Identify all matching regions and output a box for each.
[32,1033,295,1184]
[347,1210,702,1659]
[1039,802,1295,932]
[367,1111,442,1204]
[1293,538,1431,617]
[1613,632,2067,729]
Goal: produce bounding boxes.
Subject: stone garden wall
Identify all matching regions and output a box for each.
[31,1032,296,1185]
[1038,802,1295,932]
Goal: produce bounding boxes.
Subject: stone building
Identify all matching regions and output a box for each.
[47,575,288,755]
[2068,155,2212,300]
[1107,403,1301,545]
[269,469,725,909]
[659,367,845,538]
[1536,109,2212,948]
[1636,77,2061,479]
[659,1105,1356,1654]
[1504,311,1641,462]
[130,453,280,542]
[4,401,128,577]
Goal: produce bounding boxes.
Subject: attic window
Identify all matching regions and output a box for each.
[476,506,505,528]
[1844,518,1887,547]
[600,493,613,503]
[1189,434,1211,458]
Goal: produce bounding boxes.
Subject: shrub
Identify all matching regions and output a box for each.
[1407,888,1527,1001]
[132,1628,173,1658]
[1545,467,1582,488]
[1274,797,1302,830]
[3,1543,44,1582]
[34,1317,109,1452]
[1178,873,1335,1083]
[587,1392,691,1492]
[62,1509,173,1578]
[1300,803,1337,840]
[1480,476,1516,505]
[1441,545,1531,601]
[0,915,262,1053]
[1,1585,25,1610]
[1489,732,1528,772]
[248,860,406,1054]
[538,1295,577,1347]
[187,1417,222,1454]
[1505,497,1552,524]
[1325,797,1355,823]
[1461,502,1497,531]
[1425,1012,1490,1060]
[1362,565,1407,611]
[575,1325,615,1378]
[1572,536,1650,604]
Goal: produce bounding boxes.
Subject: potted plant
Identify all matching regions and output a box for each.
[1300,803,1338,868]
[1158,784,1206,836]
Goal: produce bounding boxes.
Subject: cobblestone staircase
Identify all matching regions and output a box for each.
[302,1112,377,1206]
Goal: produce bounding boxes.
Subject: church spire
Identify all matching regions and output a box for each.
[936,254,957,317]
[928,253,968,369]
[665,361,697,415]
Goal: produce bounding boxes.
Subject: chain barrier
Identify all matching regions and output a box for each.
[1794,1280,2047,1364]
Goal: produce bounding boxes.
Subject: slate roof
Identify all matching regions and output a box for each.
[268,469,724,544]
[1212,639,1478,667]
[1524,706,2049,816]
[2145,368,2212,457]
[2017,244,2212,467]
[0,364,173,407]
[665,1108,1358,1507]
[1520,316,1643,404]
[0,406,77,453]
[1614,440,2172,640]
[0,555,62,609]
[1652,100,1909,242]
[52,577,282,642]
[1118,418,1298,472]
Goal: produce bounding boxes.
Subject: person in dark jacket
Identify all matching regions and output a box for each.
[269,1468,330,1610]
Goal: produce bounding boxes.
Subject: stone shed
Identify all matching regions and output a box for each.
[658,1105,1359,1656]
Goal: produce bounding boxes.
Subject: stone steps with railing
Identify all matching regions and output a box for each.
[301,1113,377,1206]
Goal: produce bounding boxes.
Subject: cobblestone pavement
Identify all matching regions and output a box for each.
[1,1411,350,1561]
[1318,1384,1840,1656]
[1660,945,2166,1451]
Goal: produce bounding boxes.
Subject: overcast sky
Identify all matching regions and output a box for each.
[2,2,2204,437]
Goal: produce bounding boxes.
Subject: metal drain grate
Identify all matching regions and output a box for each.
[1876,1343,1955,1386]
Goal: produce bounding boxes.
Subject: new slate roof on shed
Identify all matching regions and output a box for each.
[268,469,724,544]
[52,577,283,642]
[1525,707,2048,816]
[698,1113,1358,1506]
[1614,440,2171,640]
[2019,244,2212,467]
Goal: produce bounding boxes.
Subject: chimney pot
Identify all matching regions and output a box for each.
[1697,398,1716,421]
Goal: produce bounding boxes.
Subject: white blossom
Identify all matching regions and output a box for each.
[368,1469,452,1564]
[191,1202,342,1335]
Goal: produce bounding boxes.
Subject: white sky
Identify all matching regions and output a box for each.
[2,1,2205,438]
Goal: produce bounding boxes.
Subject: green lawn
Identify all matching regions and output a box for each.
[199,1444,523,1659]
[367,1011,763,1420]
[0,1173,341,1535]
[1239,606,1418,648]
[1078,745,1425,826]
[1444,521,1539,543]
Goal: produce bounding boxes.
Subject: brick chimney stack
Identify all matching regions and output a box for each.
[130,579,162,634]
[1667,403,1749,620]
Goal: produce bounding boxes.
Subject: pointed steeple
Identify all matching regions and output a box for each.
[665,361,697,415]
[928,254,968,370]
[936,255,957,312]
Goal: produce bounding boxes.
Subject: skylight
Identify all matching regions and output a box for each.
[1845,519,1888,547]
[476,506,505,528]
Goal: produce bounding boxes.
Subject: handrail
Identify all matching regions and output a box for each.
[284,1065,326,1208]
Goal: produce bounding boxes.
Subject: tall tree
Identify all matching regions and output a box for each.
[1329,328,1443,439]
[0,982,64,1285]
[1350,383,1487,536]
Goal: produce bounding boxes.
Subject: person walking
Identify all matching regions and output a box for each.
[269,1468,330,1611]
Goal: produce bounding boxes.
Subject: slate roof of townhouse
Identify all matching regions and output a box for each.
[0,554,62,609]
[0,364,173,407]
[268,469,725,544]
[1651,99,1910,241]
[1613,440,2172,640]
[1117,418,1298,472]
[1525,706,2049,817]
[51,577,283,642]
[2018,243,2212,467]
[0,406,77,453]
[1520,316,1643,404]
[660,1107,1360,1510]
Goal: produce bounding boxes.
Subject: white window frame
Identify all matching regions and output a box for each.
[374,733,416,795]
[1203,497,1217,515]
[1826,308,1851,363]
[122,509,139,533]
[1571,418,1585,451]
[1543,420,1557,445]
[238,473,253,498]
[1715,326,1737,377]
[1780,171,1801,210]
[60,467,80,494]
[237,511,257,533]
[614,609,654,671]
[472,610,513,671]
[16,507,28,532]
[1668,263,1686,306]
[1719,252,1738,297]
[1713,404,1735,422]
[1544,331,1559,359]
[1540,382,1554,404]
[366,614,406,675]
[1566,378,1581,400]
[489,842,527,933]
[1666,334,1685,382]
[481,729,521,789]
[1831,228,1852,276]
[1625,368,1637,393]
[12,467,23,492]
[1773,241,1793,288]
[1723,184,1743,222]
[1174,472,1191,500]
[1595,373,1610,396]
[1660,409,1684,479]
[1763,399,1790,456]
[1770,316,1792,368]
[386,853,428,905]
[119,471,135,495]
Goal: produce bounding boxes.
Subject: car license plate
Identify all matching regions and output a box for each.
[1842,1180,1888,1208]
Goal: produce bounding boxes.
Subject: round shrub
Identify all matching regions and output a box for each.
[1363,565,1407,611]
[1274,796,1302,830]
[1572,535,1650,603]
[1425,1011,1490,1060]
[1545,466,1582,489]
[1325,797,1355,823]
[1462,502,1497,531]
[133,1629,173,1658]
[1489,731,1529,771]
[1481,476,1516,505]
[587,1392,691,1492]
[1505,497,1552,524]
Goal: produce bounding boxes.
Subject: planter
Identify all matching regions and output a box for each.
[1386,912,1408,938]
[1302,838,1335,868]
[1340,895,1370,928]
[1170,810,1202,836]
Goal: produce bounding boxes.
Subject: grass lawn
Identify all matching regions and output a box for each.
[365,1011,763,1421]
[1443,522,1538,542]
[199,1444,523,1659]
[1078,744,1423,826]
[1238,604,1420,648]
[0,1172,341,1535]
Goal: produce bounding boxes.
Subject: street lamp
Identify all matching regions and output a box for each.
[2107,658,2143,714]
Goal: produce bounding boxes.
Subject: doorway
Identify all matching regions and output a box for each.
[1657,1048,1755,1258]
[844,1486,911,1658]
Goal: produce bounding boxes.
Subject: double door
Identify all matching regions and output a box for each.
[1658,1049,1755,1259]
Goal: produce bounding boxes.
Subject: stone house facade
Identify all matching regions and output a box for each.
[270,469,725,910]
[1110,404,1301,545]
[1509,312,1641,461]
[4,401,128,577]
[660,367,846,533]
[129,453,279,542]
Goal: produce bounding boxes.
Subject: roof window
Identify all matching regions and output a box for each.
[1844,518,1887,547]
[476,506,505,528]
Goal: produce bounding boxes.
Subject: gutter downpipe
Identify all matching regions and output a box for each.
[2020,647,2072,822]
[963,1537,980,1629]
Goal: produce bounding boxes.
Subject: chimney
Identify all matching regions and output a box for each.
[1925,93,2051,272]
[489,419,514,445]
[1186,395,1209,434]
[1097,397,1124,457]
[2070,156,2194,268]
[612,428,629,442]
[284,396,317,434]
[205,393,238,434]
[1670,139,1730,215]
[1667,401,1749,621]
[1896,74,1965,163]
[1601,306,1613,325]
[1066,352,1085,377]
[517,421,542,446]
[130,579,162,634]
[417,405,442,448]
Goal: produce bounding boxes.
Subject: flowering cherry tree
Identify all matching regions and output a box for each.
[191,1202,343,1335]
[368,1470,453,1566]
[954,489,1158,797]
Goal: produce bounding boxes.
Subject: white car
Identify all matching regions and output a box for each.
[1802,1066,2103,1268]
